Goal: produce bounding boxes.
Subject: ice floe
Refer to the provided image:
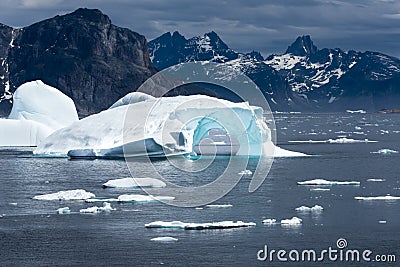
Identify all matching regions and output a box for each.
[354,195,400,201]
[79,202,115,213]
[280,217,302,225]
[295,205,323,212]
[33,189,95,201]
[298,179,360,186]
[86,194,174,203]
[150,236,178,242]
[371,149,398,155]
[145,220,256,230]
[366,179,386,182]
[102,178,166,188]
[204,204,233,208]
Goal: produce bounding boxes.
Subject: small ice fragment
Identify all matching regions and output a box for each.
[354,195,400,200]
[346,110,366,114]
[80,202,115,214]
[238,170,252,175]
[195,207,203,210]
[57,207,71,214]
[117,194,174,202]
[262,219,277,224]
[310,188,331,191]
[371,149,398,155]
[295,205,323,212]
[103,177,166,188]
[150,236,178,242]
[80,206,101,214]
[379,220,387,224]
[9,202,18,206]
[33,189,95,201]
[280,217,302,225]
[366,179,386,182]
[298,179,360,186]
[205,204,232,208]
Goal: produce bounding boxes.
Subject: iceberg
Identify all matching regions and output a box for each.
[0,80,78,146]
[33,189,95,201]
[102,178,166,188]
[280,217,302,225]
[145,220,256,230]
[295,205,323,212]
[354,195,400,201]
[297,179,360,186]
[34,93,307,158]
[150,236,178,242]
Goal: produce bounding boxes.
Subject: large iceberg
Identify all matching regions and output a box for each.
[0,80,78,146]
[35,93,306,158]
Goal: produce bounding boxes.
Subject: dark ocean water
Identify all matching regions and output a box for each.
[0,113,399,266]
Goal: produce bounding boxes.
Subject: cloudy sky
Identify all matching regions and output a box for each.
[0,0,399,57]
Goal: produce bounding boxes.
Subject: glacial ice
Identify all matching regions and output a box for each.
[102,178,166,188]
[297,179,360,186]
[280,217,302,225]
[145,220,256,230]
[34,93,307,158]
[150,236,178,242]
[354,195,400,201]
[0,80,78,146]
[295,205,324,212]
[33,189,95,201]
[108,92,155,109]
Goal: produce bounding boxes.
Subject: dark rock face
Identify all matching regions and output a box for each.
[150,32,400,111]
[0,8,157,116]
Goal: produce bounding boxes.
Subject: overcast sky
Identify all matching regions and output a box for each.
[0,0,399,57]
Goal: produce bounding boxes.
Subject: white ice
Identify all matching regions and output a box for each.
[310,188,331,191]
[238,170,252,175]
[295,205,323,212]
[118,194,174,202]
[262,219,277,224]
[346,110,366,114]
[371,149,398,154]
[145,220,256,230]
[298,179,360,186]
[33,189,95,201]
[205,204,233,208]
[366,179,386,182]
[280,217,302,225]
[288,138,377,144]
[0,80,78,146]
[355,195,400,200]
[102,178,166,188]
[34,93,307,158]
[108,92,155,109]
[150,236,178,242]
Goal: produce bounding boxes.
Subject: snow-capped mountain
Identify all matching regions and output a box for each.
[149,33,400,111]
[0,8,156,116]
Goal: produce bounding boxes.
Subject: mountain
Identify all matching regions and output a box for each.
[149,33,400,111]
[0,8,157,116]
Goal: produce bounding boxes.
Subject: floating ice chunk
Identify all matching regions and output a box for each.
[117,194,174,203]
[295,205,323,212]
[205,204,233,208]
[145,220,256,230]
[238,170,252,175]
[85,198,119,203]
[150,236,178,242]
[57,207,71,214]
[346,110,366,114]
[80,202,115,213]
[262,219,277,224]
[33,189,95,201]
[310,188,331,191]
[371,149,398,154]
[355,195,400,200]
[379,221,387,224]
[366,179,386,182]
[102,178,166,188]
[280,217,302,225]
[298,179,360,186]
